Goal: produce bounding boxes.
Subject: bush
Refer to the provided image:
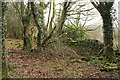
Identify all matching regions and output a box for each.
[61,24,89,43]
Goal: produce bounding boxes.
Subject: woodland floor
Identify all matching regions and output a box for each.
[5,38,120,78]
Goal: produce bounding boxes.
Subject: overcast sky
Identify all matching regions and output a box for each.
[10,0,120,27]
[76,0,120,27]
[44,0,120,27]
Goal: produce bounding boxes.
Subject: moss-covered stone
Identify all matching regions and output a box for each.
[100,66,120,72]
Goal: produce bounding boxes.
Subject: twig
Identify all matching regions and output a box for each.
[98,43,113,55]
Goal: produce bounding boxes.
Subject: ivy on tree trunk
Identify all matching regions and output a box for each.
[22,18,32,50]
[101,10,114,61]
[1,2,9,78]
[91,1,115,62]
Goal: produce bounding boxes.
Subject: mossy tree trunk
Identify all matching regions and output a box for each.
[38,1,45,48]
[1,2,9,78]
[31,2,42,49]
[22,16,32,50]
[13,2,32,50]
[91,1,115,62]
[101,10,114,61]
[37,29,42,48]
[31,2,45,49]
[21,2,32,50]
[57,2,69,36]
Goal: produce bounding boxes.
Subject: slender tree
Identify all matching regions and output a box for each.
[31,1,57,49]
[13,2,32,50]
[31,2,42,49]
[57,1,72,36]
[47,2,52,32]
[91,0,115,61]
[48,0,55,34]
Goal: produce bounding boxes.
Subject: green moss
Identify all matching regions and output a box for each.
[70,59,82,63]
[92,56,105,61]
[89,59,102,66]
[52,66,63,71]
[100,66,120,72]
[2,61,10,78]
[105,63,111,66]
[98,56,105,60]
[81,55,93,62]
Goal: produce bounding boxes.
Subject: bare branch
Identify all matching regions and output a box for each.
[90,0,101,12]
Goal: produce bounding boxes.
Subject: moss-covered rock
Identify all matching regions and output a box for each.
[66,39,104,55]
[100,66,120,72]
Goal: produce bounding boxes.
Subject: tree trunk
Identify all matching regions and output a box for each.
[22,3,32,50]
[1,2,9,78]
[57,7,67,36]
[48,0,55,34]
[41,25,56,48]
[31,2,44,49]
[37,29,41,48]
[22,18,32,50]
[57,2,70,36]
[101,10,114,61]
[91,1,115,62]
